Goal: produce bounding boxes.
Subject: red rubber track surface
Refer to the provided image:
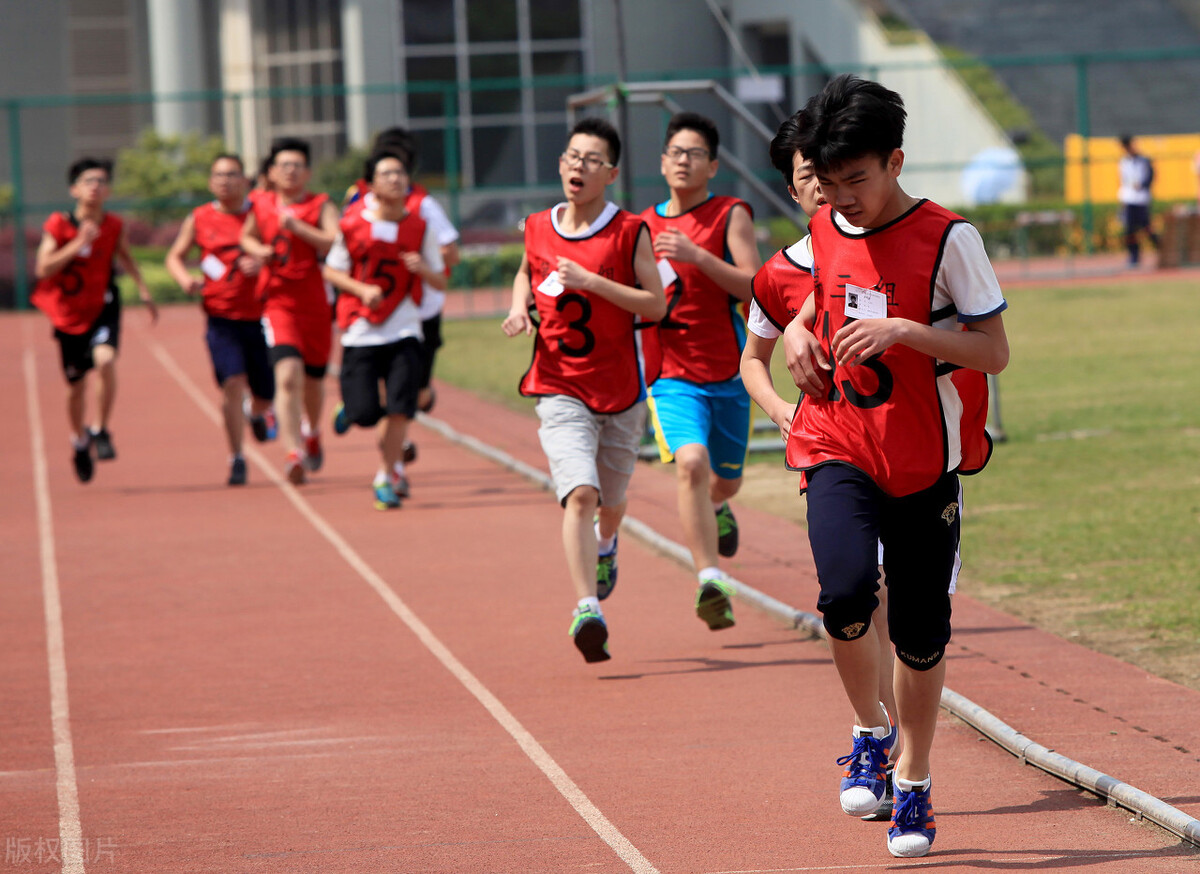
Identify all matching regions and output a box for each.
[2,306,1198,873]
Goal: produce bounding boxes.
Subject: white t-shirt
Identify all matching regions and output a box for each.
[415,194,459,320]
[1118,154,1153,206]
[747,236,813,340]
[326,207,443,347]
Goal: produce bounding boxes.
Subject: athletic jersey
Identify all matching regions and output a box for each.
[790,200,1003,497]
[332,201,426,331]
[749,238,814,338]
[641,195,751,383]
[191,201,261,321]
[32,212,123,334]
[252,191,331,313]
[519,202,648,414]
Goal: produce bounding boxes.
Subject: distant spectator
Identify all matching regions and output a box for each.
[1117,135,1158,266]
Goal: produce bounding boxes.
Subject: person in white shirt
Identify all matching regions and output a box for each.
[1118,135,1158,267]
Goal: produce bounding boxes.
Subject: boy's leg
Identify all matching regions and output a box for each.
[379,338,422,498]
[673,442,719,570]
[272,351,305,478]
[221,374,249,457]
[67,377,88,442]
[90,343,117,432]
[563,485,602,600]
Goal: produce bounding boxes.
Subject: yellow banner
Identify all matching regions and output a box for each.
[1065,133,1200,204]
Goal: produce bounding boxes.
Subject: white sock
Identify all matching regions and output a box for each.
[373,470,389,487]
[72,433,90,450]
[577,596,601,615]
[712,500,725,513]
[596,522,617,555]
[230,453,244,463]
[392,460,406,476]
[895,775,931,793]
[697,566,724,583]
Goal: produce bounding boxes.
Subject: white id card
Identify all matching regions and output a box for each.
[78,243,93,258]
[200,253,227,281]
[656,258,678,289]
[538,272,565,297]
[843,283,888,320]
[370,220,399,243]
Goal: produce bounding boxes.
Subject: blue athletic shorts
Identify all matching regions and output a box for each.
[647,376,751,480]
[205,315,275,401]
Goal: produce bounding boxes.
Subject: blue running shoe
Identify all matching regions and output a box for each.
[888,776,936,857]
[597,535,618,601]
[837,705,897,816]
[569,607,610,663]
[332,402,351,436]
[373,480,401,510]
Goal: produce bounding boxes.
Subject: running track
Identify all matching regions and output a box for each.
[2,306,1198,873]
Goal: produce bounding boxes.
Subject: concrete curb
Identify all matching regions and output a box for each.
[418,411,1200,849]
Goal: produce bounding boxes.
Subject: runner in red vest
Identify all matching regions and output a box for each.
[165,154,277,486]
[640,112,761,632]
[240,138,340,485]
[323,150,445,510]
[781,77,1009,859]
[32,157,157,483]
[501,117,665,663]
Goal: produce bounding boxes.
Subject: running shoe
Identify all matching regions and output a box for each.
[331,402,350,436]
[861,765,895,822]
[837,707,898,816]
[263,409,278,441]
[715,502,739,557]
[569,606,610,663]
[72,443,94,484]
[228,456,247,486]
[695,575,736,630]
[390,465,411,499]
[373,480,401,510]
[888,776,936,858]
[402,441,418,464]
[90,427,116,461]
[303,433,323,472]
[285,450,306,485]
[597,536,618,601]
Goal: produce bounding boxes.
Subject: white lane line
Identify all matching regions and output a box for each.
[144,338,661,874]
[22,341,87,874]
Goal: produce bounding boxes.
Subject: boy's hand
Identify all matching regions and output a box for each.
[236,254,261,276]
[770,402,797,442]
[556,257,594,291]
[832,318,905,366]
[401,251,425,275]
[502,308,534,337]
[184,276,205,295]
[77,220,101,246]
[651,228,701,264]
[783,319,830,398]
[139,282,159,325]
[360,284,384,310]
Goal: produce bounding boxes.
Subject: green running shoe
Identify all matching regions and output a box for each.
[597,535,618,601]
[373,480,401,510]
[569,607,610,663]
[715,502,739,557]
[695,576,736,630]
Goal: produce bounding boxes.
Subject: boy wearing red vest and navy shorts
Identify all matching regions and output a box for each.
[323,150,446,510]
[241,137,340,485]
[641,112,761,631]
[502,118,666,663]
[165,153,276,486]
[33,157,158,483]
[783,76,1008,858]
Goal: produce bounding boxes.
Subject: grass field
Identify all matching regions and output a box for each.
[437,275,1200,690]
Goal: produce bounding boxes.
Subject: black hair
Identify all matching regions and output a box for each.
[664,111,719,159]
[372,127,417,173]
[796,74,906,173]
[268,137,311,166]
[363,149,409,182]
[769,109,809,188]
[1119,134,1134,150]
[570,116,621,166]
[67,157,112,185]
[211,153,245,172]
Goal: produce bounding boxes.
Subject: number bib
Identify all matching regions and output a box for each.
[334,200,426,330]
[519,206,647,414]
[641,196,751,383]
[789,201,982,497]
[192,201,261,320]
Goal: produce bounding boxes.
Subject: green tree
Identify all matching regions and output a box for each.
[114,129,228,223]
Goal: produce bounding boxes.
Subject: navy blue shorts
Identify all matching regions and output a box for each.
[805,463,961,670]
[205,316,275,401]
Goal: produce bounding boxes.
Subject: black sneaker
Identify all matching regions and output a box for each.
[228,457,247,486]
[402,441,418,464]
[72,444,94,483]
[569,607,610,663]
[91,428,116,461]
[249,414,269,443]
[715,501,739,557]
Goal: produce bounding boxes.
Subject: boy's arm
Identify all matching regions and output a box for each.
[831,312,1009,374]
[114,226,158,324]
[501,252,535,337]
[322,264,384,310]
[558,227,666,320]
[740,331,794,441]
[281,200,340,256]
[35,222,97,279]
[651,204,760,300]
[782,295,831,396]
[401,224,448,292]
[239,210,274,262]
[164,213,204,295]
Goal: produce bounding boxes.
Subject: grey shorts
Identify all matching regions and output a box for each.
[536,394,647,507]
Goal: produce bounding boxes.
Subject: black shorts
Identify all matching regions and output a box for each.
[417,313,443,390]
[1121,203,1151,234]
[339,338,421,427]
[805,463,960,670]
[206,316,275,400]
[54,290,121,384]
[268,344,328,380]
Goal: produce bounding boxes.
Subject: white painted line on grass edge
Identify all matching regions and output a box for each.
[22,340,87,874]
[144,338,661,874]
